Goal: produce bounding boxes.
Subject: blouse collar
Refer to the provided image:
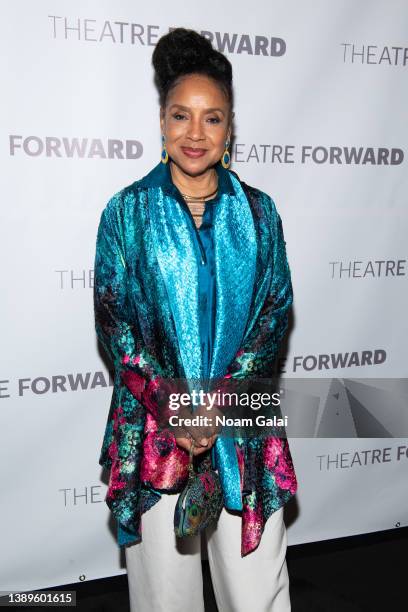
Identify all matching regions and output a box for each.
[139,158,236,196]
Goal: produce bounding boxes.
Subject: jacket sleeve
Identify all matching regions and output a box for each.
[94,195,171,421]
[224,196,293,380]
[94,197,164,380]
[93,199,141,371]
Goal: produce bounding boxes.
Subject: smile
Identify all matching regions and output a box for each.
[181,147,207,158]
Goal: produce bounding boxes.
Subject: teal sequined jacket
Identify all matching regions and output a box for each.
[93,160,298,556]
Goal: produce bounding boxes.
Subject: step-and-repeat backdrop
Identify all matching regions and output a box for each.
[1,0,407,593]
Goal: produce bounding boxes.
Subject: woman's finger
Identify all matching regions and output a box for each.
[175,435,217,456]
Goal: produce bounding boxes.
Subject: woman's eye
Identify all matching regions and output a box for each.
[171,114,221,123]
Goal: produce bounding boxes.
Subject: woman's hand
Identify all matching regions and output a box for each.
[175,432,218,456]
[174,401,222,456]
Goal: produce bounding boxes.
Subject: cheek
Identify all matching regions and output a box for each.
[166,122,185,141]
[213,133,227,149]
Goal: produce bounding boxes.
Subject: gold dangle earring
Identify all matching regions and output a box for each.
[161,134,169,164]
[221,138,231,169]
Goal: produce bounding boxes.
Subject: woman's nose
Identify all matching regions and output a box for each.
[187,118,205,140]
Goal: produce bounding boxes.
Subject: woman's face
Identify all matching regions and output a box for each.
[160,73,232,177]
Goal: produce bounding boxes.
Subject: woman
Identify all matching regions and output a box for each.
[94,27,298,612]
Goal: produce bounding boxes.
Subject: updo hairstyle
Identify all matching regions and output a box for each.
[152,27,234,117]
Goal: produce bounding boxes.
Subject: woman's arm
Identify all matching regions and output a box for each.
[94,197,206,446]
[94,201,141,371]
[94,205,132,368]
[94,197,164,383]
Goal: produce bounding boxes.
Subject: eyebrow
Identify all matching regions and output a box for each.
[169,104,225,115]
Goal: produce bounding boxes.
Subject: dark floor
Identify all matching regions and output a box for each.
[3,526,406,611]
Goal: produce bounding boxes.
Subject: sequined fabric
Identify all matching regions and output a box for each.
[93,160,298,556]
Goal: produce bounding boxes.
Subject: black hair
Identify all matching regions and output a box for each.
[152,28,234,118]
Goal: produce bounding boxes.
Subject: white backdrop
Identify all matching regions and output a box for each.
[1,0,407,593]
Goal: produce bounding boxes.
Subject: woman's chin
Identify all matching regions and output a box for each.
[171,155,217,177]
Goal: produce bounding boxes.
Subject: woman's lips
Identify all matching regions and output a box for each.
[181,146,207,158]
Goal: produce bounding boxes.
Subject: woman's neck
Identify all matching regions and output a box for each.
[169,160,218,199]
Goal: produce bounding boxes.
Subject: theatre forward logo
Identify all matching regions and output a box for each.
[9,135,143,159]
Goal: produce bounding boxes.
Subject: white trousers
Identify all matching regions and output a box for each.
[125,492,291,612]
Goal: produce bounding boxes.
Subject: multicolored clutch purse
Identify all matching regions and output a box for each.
[174,440,224,537]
